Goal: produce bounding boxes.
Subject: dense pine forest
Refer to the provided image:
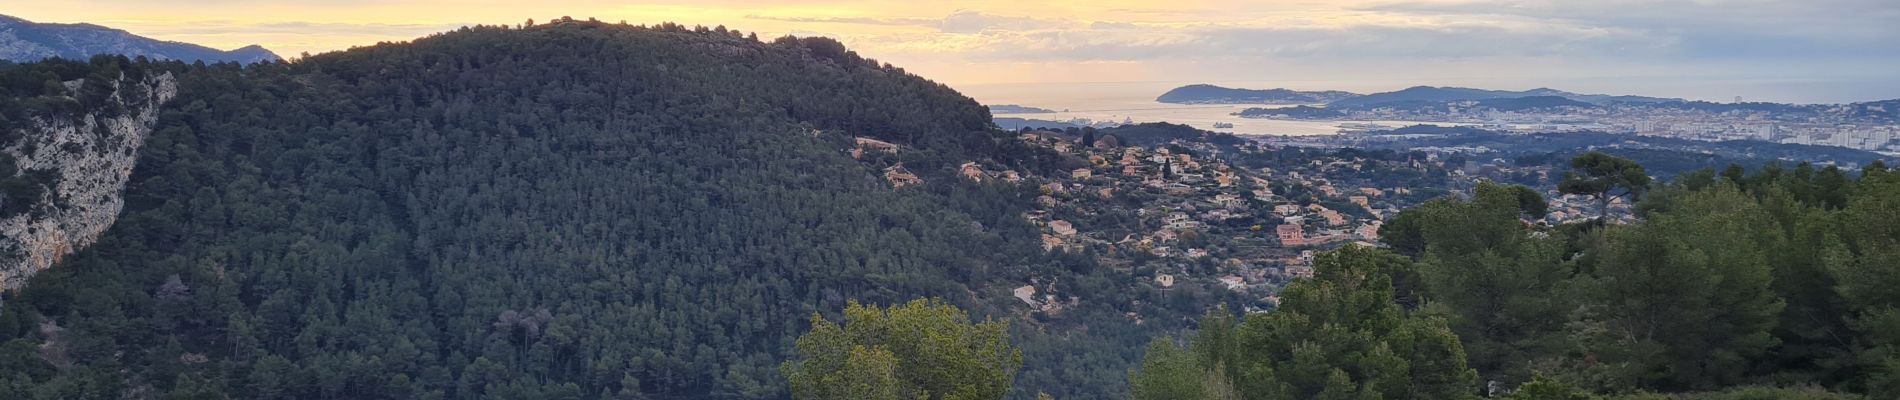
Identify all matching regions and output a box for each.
[3,18,1900,400]
[0,20,1179,399]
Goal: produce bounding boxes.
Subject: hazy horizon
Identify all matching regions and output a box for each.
[8,0,1898,104]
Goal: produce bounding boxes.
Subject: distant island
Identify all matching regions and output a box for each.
[1155,84,1361,104]
[1245,95,1599,118]
[988,104,1057,114]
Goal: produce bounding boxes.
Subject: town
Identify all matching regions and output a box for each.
[868,123,1643,315]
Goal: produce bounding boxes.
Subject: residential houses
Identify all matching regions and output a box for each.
[999,126,1505,313]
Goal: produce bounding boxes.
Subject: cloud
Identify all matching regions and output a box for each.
[797,0,1897,84]
[1194,23,1652,59]
[839,20,1653,64]
[749,10,1079,34]
[939,10,1073,33]
[743,15,939,27]
[1357,0,1900,59]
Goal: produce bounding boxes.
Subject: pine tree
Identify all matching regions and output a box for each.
[1152,246,1480,400]
[1828,171,1900,397]
[1587,184,1784,389]
[1560,152,1651,220]
[782,299,1022,400]
[1129,339,1205,400]
[1405,182,1570,382]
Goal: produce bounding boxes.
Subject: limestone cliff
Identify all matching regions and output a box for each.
[0,71,175,290]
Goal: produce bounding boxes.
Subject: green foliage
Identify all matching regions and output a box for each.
[1560,151,1652,219]
[1382,183,1572,382]
[1138,246,1481,400]
[1377,202,1431,257]
[1508,375,1591,400]
[782,299,1021,400]
[1304,159,1896,398]
[1600,385,1865,400]
[1481,182,1549,218]
[1128,340,1204,400]
[1583,185,1784,389]
[1829,171,1900,397]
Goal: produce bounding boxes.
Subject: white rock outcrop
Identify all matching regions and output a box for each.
[0,72,175,290]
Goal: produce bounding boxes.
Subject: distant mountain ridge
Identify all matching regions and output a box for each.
[989,104,1056,113]
[1327,86,1680,107]
[0,14,279,63]
[1157,84,1361,104]
[1236,95,1602,119]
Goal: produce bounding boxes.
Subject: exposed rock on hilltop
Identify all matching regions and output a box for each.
[0,69,176,289]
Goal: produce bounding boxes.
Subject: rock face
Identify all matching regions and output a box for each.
[0,71,176,290]
[0,14,280,63]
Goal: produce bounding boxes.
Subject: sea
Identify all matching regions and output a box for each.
[954,81,1452,136]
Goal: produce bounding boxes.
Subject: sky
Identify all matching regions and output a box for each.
[9,0,1900,103]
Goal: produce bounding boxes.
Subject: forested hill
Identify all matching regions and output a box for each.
[0,20,1151,399]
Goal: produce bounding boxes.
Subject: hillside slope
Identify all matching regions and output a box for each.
[0,21,1159,399]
